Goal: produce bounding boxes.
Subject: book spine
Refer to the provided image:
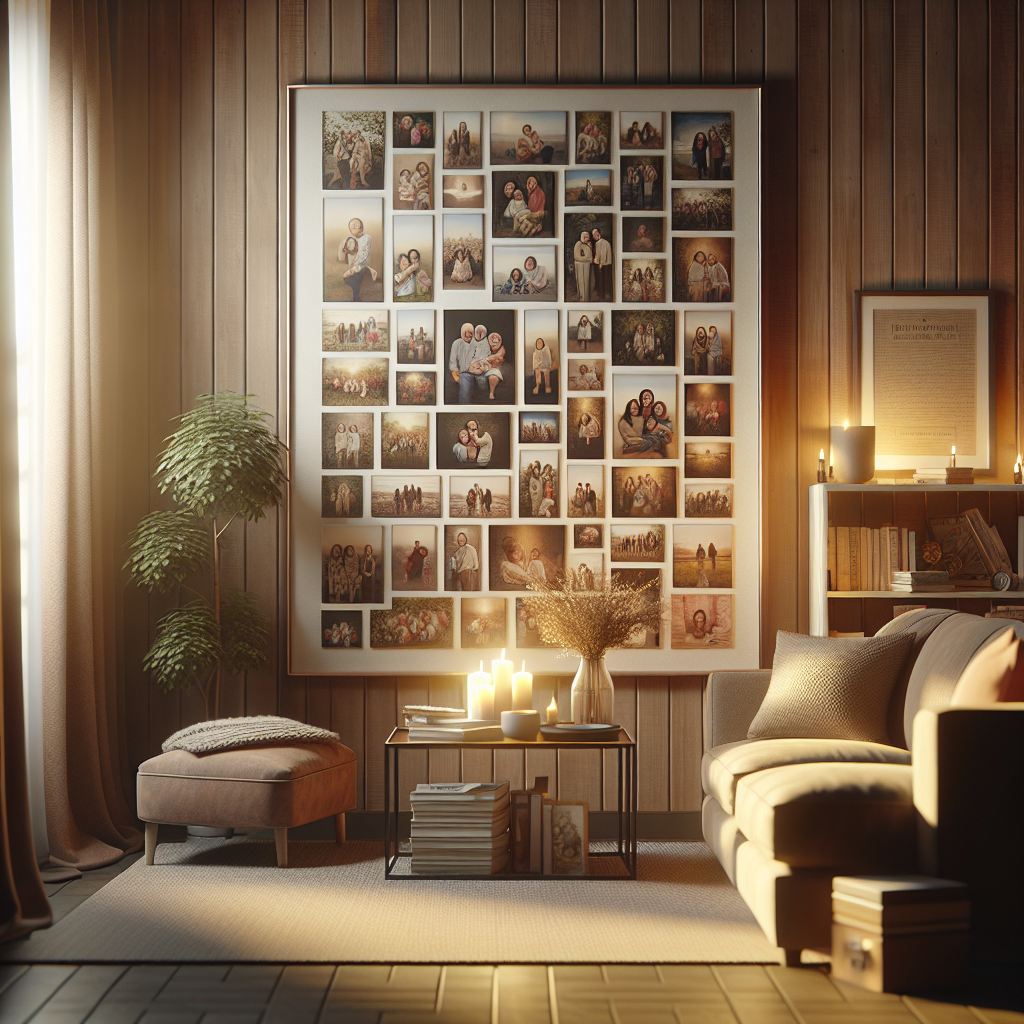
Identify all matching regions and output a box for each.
[529,793,542,873]
[849,528,860,593]
[861,527,871,590]
[828,526,837,592]
[872,529,881,591]
[879,527,890,588]
[900,528,910,571]
[837,527,851,592]
[512,795,530,873]
[908,530,917,572]
[542,802,553,875]
[889,528,901,588]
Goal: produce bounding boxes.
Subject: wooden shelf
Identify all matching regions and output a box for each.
[809,483,1024,636]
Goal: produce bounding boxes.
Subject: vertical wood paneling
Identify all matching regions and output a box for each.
[558,0,600,82]
[603,676,636,810]
[277,0,306,724]
[669,0,701,82]
[636,677,669,810]
[116,0,151,785]
[428,0,461,83]
[924,0,957,288]
[397,678,428,808]
[989,2,1019,480]
[733,0,764,83]
[366,0,398,82]
[244,0,280,717]
[861,0,893,289]
[603,0,637,83]
[332,0,366,83]
[493,0,525,83]
[460,0,492,82]
[398,0,429,82]
[306,0,331,83]
[761,0,798,663]
[554,675,600,807]
[213,0,248,719]
[636,0,669,83]
[147,0,183,750]
[524,0,556,82]
[796,0,830,634]
[669,676,702,811]
[331,678,366,808]
[114,3,1024,818]
[702,0,734,82]
[364,677,396,810]
[956,1,987,288]
[893,0,925,288]
[427,676,462,782]
[829,0,861,424]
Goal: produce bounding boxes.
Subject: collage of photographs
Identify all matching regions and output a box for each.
[317,104,738,654]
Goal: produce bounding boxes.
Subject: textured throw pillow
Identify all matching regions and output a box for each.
[748,630,915,743]
[950,626,1024,705]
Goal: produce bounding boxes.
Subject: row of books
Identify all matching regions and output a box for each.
[828,526,919,592]
[409,781,510,875]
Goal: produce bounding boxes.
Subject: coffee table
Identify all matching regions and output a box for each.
[383,727,637,880]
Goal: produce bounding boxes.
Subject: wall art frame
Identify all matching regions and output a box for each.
[287,85,762,675]
[856,290,994,471]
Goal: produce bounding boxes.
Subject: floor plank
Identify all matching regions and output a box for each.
[28,965,126,1023]
[0,965,78,1024]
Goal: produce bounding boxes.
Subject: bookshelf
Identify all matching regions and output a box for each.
[809,484,1024,637]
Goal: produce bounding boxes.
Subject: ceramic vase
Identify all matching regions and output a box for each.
[571,656,614,724]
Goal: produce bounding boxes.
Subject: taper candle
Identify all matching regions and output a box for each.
[512,661,533,710]
[492,648,514,717]
[467,661,493,721]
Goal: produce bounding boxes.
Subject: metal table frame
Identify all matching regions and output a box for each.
[383,727,637,880]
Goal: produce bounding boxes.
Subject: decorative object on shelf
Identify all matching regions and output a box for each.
[491,650,514,717]
[856,290,993,472]
[539,723,620,742]
[501,709,540,741]
[467,663,494,720]
[817,448,827,484]
[512,662,533,709]
[522,567,662,723]
[950,445,956,468]
[1014,454,1022,485]
[829,422,875,484]
[546,694,559,724]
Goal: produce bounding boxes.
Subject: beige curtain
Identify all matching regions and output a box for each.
[0,3,51,940]
[42,0,141,869]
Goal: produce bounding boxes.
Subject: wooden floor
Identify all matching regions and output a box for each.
[0,857,1019,1024]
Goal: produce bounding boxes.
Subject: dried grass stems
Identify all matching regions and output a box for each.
[522,568,663,660]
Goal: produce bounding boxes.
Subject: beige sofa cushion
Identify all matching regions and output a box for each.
[734,761,915,870]
[702,738,910,815]
[748,631,914,744]
[950,626,1024,705]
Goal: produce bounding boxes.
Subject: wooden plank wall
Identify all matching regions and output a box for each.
[110,0,1023,814]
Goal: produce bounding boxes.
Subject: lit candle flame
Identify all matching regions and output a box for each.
[843,420,849,430]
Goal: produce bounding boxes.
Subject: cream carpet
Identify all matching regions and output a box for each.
[6,839,778,964]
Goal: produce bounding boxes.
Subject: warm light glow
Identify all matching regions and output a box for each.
[819,449,825,460]
[951,446,956,455]
[842,420,849,430]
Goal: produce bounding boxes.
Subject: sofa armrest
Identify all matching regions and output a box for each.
[704,670,772,750]
[912,704,1024,960]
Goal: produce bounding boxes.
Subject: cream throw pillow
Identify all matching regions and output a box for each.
[748,631,915,744]
[950,626,1024,705]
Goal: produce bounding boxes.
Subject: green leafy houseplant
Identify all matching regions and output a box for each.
[125,393,287,720]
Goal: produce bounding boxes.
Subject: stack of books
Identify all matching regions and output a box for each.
[402,705,466,726]
[409,781,510,875]
[406,720,503,741]
[889,571,953,593]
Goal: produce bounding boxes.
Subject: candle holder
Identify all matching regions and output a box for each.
[500,709,540,741]
[829,424,875,484]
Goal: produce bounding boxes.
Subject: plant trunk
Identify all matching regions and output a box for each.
[212,516,221,720]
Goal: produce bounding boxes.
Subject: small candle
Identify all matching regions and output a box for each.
[468,661,493,720]
[817,448,826,484]
[546,694,559,725]
[951,445,956,468]
[492,648,514,717]
[512,661,533,710]
[1015,455,1022,485]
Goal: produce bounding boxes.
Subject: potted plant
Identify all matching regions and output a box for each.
[125,393,287,720]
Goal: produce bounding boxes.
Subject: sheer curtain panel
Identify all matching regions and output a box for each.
[42,0,140,869]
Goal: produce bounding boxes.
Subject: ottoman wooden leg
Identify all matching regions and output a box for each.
[144,822,158,865]
[274,827,288,868]
[334,813,346,845]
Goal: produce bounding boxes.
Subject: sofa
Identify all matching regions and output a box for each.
[702,609,1024,964]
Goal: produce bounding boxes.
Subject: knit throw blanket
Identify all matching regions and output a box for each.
[162,716,341,755]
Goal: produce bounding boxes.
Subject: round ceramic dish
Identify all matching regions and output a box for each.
[539,724,621,742]
[501,709,541,741]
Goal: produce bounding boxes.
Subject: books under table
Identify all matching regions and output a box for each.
[409,781,510,875]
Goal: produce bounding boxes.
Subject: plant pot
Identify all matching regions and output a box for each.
[570,656,614,725]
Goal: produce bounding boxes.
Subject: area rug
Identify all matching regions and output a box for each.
[5,839,779,964]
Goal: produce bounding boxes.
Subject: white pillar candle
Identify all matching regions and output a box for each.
[546,694,559,725]
[467,662,493,720]
[512,662,533,710]
[492,648,514,717]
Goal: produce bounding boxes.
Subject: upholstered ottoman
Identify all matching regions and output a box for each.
[137,740,357,868]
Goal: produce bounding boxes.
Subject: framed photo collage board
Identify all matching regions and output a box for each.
[288,86,761,675]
